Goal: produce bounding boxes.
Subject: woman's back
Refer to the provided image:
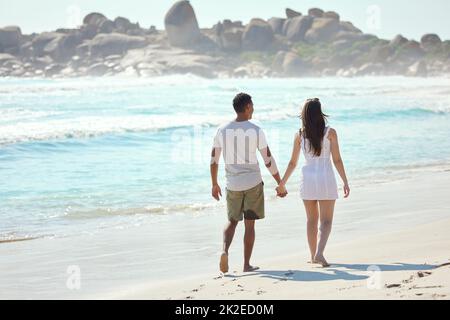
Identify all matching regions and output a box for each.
[299,126,338,200]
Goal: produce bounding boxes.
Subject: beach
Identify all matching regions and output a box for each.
[1,76,450,300]
[106,168,450,300]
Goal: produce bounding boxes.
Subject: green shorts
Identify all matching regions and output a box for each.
[226,182,265,222]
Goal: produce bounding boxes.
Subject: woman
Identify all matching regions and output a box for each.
[276,98,350,267]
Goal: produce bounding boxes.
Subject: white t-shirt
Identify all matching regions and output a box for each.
[213,120,268,191]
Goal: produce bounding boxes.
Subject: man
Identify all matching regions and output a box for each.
[210,92,285,273]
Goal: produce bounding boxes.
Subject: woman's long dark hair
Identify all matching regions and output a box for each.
[300,98,328,157]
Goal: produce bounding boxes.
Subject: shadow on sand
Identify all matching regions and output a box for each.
[331,263,436,272]
[224,262,437,282]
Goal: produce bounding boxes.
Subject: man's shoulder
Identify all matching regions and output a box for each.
[216,120,264,132]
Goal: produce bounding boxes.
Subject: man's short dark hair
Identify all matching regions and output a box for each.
[233,93,252,113]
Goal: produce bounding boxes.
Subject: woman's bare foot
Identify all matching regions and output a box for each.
[243,265,259,272]
[220,252,229,273]
[308,256,318,264]
[313,254,330,267]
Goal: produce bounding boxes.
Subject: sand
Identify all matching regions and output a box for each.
[108,167,450,300]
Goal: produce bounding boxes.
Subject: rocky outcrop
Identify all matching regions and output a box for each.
[304,18,340,43]
[242,19,274,50]
[164,0,201,47]
[0,4,449,78]
[285,8,301,19]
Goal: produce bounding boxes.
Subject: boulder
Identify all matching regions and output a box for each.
[242,18,274,50]
[272,51,307,76]
[305,18,340,43]
[114,17,138,33]
[333,31,366,42]
[308,8,324,18]
[420,34,442,51]
[268,17,286,35]
[395,40,425,61]
[324,11,340,21]
[390,34,408,48]
[282,51,307,76]
[0,53,19,66]
[40,32,83,61]
[406,60,427,77]
[79,24,98,40]
[285,8,301,19]
[98,19,115,33]
[283,16,313,42]
[87,33,147,57]
[83,12,108,27]
[339,21,362,34]
[272,51,287,72]
[367,44,393,63]
[87,62,110,76]
[221,28,243,51]
[32,32,64,56]
[164,0,201,47]
[44,63,65,77]
[0,26,22,51]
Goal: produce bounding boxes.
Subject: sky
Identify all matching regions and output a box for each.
[1,0,450,41]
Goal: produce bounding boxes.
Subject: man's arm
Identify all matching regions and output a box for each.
[210,147,222,201]
[259,146,281,184]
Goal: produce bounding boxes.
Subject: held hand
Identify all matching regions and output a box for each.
[211,184,222,201]
[343,183,350,198]
[276,184,288,198]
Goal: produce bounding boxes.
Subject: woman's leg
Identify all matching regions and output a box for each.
[302,200,319,263]
[315,200,336,267]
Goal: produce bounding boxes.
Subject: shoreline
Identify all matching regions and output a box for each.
[1,159,450,244]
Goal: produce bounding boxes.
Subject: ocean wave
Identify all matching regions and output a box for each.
[0,110,302,145]
[0,108,63,123]
[62,202,222,220]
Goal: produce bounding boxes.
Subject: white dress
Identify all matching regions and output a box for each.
[299,126,339,200]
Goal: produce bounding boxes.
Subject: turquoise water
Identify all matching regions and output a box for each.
[1,76,450,241]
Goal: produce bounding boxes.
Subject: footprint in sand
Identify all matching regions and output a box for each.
[417,271,432,278]
[385,283,401,289]
[257,290,266,295]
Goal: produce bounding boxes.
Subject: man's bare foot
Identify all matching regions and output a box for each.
[220,252,229,273]
[243,265,260,272]
[313,254,330,267]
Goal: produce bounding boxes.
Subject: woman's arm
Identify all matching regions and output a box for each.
[329,128,350,198]
[277,133,301,195]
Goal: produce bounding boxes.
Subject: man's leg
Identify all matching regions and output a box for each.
[223,220,238,255]
[243,218,259,272]
[220,219,238,273]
